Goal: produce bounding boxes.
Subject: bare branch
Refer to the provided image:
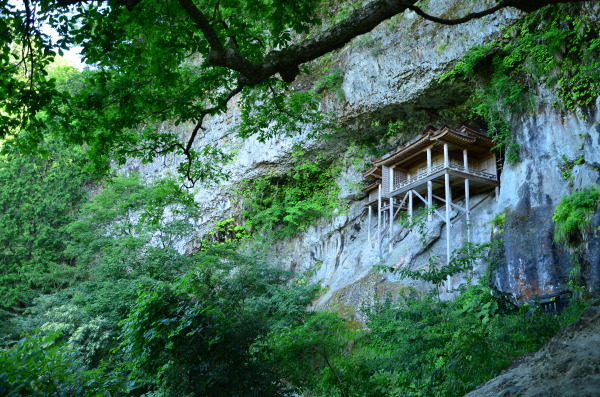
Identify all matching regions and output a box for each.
[402,0,594,25]
[402,1,507,25]
[184,84,244,154]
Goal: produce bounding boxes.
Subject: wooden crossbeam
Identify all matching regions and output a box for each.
[432,194,467,212]
[413,190,428,205]
[453,189,496,223]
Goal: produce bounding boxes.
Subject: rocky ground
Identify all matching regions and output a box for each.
[466,305,600,397]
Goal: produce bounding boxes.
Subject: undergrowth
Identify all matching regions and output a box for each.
[266,283,586,397]
[265,237,590,396]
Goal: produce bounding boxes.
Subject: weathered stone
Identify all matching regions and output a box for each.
[497,95,600,302]
[466,305,600,397]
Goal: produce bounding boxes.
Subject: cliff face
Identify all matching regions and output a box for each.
[497,98,600,301]
[128,0,600,308]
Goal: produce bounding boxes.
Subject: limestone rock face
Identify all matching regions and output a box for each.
[497,98,600,302]
[465,305,600,397]
[128,0,600,308]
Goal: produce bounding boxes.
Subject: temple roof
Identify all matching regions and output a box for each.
[371,125,493,168]
[362,180,381,193]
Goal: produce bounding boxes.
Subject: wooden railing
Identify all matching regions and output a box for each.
[391,162,496,192]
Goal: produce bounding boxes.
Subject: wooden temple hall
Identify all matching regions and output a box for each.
[362,125,500,267]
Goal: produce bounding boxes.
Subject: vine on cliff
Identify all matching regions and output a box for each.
[440,3,600,163]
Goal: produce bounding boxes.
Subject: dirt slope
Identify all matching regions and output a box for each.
[466,305,600,397]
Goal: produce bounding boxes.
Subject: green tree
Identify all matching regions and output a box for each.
[1,0,591,184]
[118,248,318,396]
[0,330,124,396]
[0,139,90,310]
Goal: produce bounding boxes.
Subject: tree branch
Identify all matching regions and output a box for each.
[402,0,593,25]
[176,0,224,52]
[403,1,507,25]
[175,0,257,77]
[184,84,244,154]
[205,0,597,85]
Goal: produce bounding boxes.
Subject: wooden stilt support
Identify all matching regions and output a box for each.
[464,149,470,243]
[445,171,452,291]
[377,184,382,255]
[427,147,433,222]
[408,190,413,220]
[389,196,394,253]
[389,166,395,252]
[368,205,372,244]
[427,181,433,222]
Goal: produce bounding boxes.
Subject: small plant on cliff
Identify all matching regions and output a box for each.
[490,211,508,234]
[552,185,600,247]
[312,67,345,101]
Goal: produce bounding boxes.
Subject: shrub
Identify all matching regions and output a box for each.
[552,185,600,247]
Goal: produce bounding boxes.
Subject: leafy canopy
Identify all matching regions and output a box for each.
[0,139,91,310]
[1,0,590,184]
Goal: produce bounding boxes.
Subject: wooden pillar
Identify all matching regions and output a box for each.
[389,196,394,253]
[377,184,382,255]
[464,148,470,243]
[427,147,432,173]
[408,190,413,220]
[445,172,452,291]
[427,147,433,222]
[443,143,449,168]
[444,142,452,290]
[427,181,433,222]
[368,205,372,244]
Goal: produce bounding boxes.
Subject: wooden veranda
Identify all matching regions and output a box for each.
[362,125,500,289]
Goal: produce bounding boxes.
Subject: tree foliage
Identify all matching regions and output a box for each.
[1,0,594,183]
[0,330,123,396]
[117,248,319,396]
[0,139,90,310]
[239,146,342,239]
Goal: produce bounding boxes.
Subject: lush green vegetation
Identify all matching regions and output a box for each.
[238,146,342,239]
[1,166,587,396]
[441,3,600,163]
[2,230,585,397]
[0,140,91,310]
[553,185,600,247]
[0,142,586,395]
[2,2,597,396]
[267,286,581,397]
